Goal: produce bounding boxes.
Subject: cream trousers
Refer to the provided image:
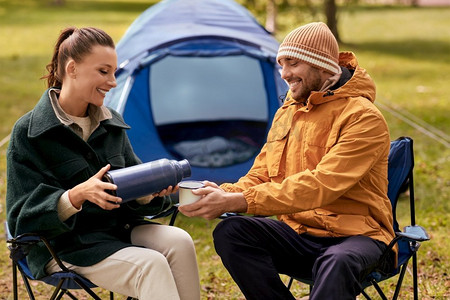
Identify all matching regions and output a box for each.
[46,224,200,300]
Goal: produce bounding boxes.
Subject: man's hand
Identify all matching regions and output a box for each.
[178,180,248,220]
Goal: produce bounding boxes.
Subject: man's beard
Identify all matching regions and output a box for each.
[293,71,323,103]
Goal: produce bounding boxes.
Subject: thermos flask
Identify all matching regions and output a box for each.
[103,159,191,203]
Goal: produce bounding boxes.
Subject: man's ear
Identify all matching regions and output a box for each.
[66,59,77,79]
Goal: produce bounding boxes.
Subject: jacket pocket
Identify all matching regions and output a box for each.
[107,154,126,169]
[304,122,333,169]
[266,124,290,177]
[42,158,90,189]
[313,209,381,237]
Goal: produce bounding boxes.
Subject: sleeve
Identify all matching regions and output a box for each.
[6,129,73,238]
[220,142,271,193]
[243,104,390,216]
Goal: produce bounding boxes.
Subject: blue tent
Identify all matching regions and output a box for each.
[105,0,288,183]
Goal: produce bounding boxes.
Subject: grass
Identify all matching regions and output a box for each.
[0,0,449,299]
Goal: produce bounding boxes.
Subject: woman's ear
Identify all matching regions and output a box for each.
[65,59,77,79]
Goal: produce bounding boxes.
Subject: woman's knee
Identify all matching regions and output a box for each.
[132,224,194,249]
[166,226,196,251]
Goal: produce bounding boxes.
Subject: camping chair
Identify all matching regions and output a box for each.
[4,221,132,300]
[286,136,430,300]
[5,206,179,300]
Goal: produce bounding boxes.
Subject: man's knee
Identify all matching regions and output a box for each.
[213,216,248,241]
[316,247,354,270]
[313,239,374,279]
[213,216,250,255]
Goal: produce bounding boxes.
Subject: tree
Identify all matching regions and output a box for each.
[243,0,342,42]
[324,0,341,42]
[266,0,277,33]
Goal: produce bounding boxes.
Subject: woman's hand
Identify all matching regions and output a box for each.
[69,164,121,210]
[136,185,179,205]
[156,184,179,197]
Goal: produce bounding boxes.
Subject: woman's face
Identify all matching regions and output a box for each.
[70,45,117,108]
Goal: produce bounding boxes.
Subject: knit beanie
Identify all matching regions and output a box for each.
[276,22,340,75]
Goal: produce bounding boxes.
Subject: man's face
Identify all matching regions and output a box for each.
[279,58,325,102]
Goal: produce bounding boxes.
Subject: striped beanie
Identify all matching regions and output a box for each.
[276,22,340,75]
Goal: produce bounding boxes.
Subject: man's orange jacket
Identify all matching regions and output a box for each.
[221,52,395,252]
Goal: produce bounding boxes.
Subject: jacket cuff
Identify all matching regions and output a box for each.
[243,189,256,214]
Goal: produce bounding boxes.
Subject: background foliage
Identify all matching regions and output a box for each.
[0,0,449,299]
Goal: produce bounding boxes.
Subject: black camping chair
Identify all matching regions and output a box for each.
[286,136,430,300]
[5,204,179,300]
[146,204,179,226]
[5,221,134,300]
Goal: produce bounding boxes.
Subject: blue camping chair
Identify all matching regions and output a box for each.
[4,222,131,300]
[287,136,430,299]
[4,206,179,300]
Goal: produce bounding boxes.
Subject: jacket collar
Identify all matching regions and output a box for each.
[48,88,112,127]
[28,88,130,138]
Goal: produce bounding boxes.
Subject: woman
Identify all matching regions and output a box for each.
[6,26,200,300]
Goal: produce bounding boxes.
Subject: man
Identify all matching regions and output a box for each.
[179,22,395,299]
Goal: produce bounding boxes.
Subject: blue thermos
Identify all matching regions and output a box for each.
[103,159,191,203]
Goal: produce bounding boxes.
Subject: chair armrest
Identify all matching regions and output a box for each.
[7,233,71,273]
[367,225,429,276]
[396,225,430,242]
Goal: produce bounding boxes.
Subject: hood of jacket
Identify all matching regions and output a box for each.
[282,51,376,108]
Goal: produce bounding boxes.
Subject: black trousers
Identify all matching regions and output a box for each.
[213,216,393,300]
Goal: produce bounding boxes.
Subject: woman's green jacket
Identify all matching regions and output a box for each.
[6,89,172,279]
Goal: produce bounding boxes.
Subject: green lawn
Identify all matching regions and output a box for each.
[0,1,449,299]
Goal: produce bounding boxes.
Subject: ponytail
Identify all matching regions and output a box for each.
[42,27,75,88]
[41,26,115,88]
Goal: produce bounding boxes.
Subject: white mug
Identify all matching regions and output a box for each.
[178,180,204,206]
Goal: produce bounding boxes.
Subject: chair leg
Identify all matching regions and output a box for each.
[62,289,79,300]
[12,262,18,300]
[360,289,373,300]
[53,288,79,300]
[169,207,179,226]
[49,278,66,300]
[393,262,409,300]
[50,286,90,300]
[20,270,36,300]
[286,277,294,289]
[370,280,388,300]
[73,277,102,300]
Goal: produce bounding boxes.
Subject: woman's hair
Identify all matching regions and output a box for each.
[42,27,115,88]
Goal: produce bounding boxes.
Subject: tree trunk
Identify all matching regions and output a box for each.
[265,0,277,34]
[324,0,341,43]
